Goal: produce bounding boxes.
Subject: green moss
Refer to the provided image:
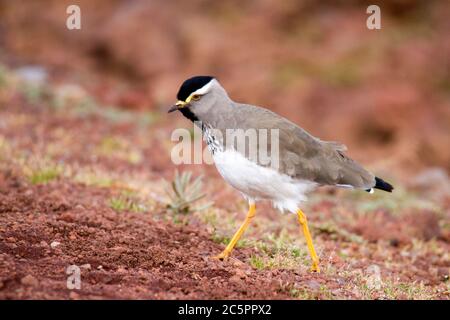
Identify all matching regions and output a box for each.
[249,255,265,270]
[29,166,61,185]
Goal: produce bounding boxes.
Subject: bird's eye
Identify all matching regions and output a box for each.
[191,94,201,101]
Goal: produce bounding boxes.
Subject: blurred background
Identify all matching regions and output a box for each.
[1,0,449,177]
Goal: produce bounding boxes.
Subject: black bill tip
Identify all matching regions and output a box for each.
[168,104,179,113]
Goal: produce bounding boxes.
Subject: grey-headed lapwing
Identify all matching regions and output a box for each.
[169,76,393,272]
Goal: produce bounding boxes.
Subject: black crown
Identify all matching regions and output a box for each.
[177,76,214,101]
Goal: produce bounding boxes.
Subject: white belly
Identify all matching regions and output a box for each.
[212,149,317,213]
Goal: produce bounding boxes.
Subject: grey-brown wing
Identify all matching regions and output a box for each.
[278,120,375,189]
[230,104,376,189]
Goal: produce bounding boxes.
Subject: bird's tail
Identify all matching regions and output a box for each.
[374,177,394,192]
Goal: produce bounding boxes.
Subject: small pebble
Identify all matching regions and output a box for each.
[229,275,241,284]
[234,269,247,279]
[69,292,80,300]
[50,241,61,249]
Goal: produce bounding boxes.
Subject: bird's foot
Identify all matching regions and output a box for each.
[310,261,320,273]
[212,250,231,261]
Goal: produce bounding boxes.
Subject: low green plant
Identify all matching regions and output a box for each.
[249,255,265,270]
[164,170,212,215]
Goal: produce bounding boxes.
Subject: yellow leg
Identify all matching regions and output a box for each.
[214,202,256,260]
[297,209,320,272]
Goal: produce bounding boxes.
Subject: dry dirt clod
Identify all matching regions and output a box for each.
[117,267,127,273]
[234,269,247,279]
[21,275,39,287]
[230,258,245,267]
[81,264,91,270]
[69,291,80,300]
[229,275,242,284]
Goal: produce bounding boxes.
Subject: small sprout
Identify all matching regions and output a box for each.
[249,255,265,270]
[109,197,128,211]
[108,195,146,213]
[291,248,301,258]
[211,233,231,245]
[164,170,212,215]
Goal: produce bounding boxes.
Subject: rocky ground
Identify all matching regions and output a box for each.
[0,67,448,299]
[0,1,449,300]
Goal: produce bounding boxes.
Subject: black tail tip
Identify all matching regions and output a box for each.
[374,177,394,192]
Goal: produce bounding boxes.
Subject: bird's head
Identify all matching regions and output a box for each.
[168,76,229,122]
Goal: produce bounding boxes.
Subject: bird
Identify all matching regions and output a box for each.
[168,75,393,272]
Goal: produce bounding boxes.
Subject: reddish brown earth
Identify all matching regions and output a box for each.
[0,169,361,300]
[0,1,449,300]
[0,96,448,300]
[0,97,352,299]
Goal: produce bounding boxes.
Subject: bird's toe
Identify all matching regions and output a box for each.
[212,251,230,261]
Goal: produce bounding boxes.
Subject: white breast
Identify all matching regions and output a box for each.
[212,149,317,213]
